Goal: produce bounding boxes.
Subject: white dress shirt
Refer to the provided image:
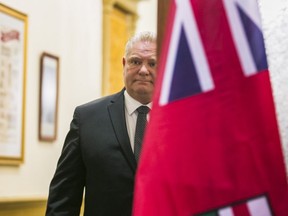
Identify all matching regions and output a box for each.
[124,90,151,152]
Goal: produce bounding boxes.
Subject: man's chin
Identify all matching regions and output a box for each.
[135,86,153,94]
[127,88,153,104]
[136,80,152,85]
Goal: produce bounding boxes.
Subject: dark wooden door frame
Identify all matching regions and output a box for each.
[157,0,171,57]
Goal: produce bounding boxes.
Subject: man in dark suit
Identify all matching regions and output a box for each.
[45,31,157,216]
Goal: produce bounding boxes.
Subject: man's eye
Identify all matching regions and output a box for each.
[129,59,141,65]
[149,62,157,68]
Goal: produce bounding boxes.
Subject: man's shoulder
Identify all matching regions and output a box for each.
[76,90,124,111]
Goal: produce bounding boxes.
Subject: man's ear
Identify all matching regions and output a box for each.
[122,57,126,66]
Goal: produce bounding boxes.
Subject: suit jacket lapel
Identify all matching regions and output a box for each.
[107,90,137,172]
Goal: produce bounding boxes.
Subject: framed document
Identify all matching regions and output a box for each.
[0,4,28,165]
[39,53,59,142]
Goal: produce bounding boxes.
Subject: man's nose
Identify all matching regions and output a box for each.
[139,63,149,75]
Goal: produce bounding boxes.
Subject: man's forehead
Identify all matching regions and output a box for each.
[129,45,156,56]
[128,52,157,60]
[132,40,156,49]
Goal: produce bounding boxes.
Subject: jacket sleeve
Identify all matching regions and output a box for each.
[46,108,85,216]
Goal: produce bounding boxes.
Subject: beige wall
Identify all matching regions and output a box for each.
[0,0,103,200]
[259,0,288,171]
[0,0,157,203]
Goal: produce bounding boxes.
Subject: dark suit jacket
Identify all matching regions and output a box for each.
[46,89,137,216]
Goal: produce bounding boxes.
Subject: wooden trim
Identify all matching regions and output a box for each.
[157,0,171,58]
[0,197,85,215]
[102,0,138,96]
[0,197,47,216]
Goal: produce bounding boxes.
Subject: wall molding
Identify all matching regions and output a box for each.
[0,197,47,216]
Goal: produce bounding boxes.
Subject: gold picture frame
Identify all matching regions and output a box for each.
[39,53,59,142]
[0,4,28,165]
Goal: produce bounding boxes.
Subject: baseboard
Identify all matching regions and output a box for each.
[0,197,47,216]
[0,197,85,216]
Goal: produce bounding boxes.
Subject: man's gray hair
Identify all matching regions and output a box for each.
[124,31,157,58]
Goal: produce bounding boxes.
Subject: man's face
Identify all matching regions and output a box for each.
[123,40,157,104]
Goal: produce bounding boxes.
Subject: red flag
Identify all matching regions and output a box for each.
[133,0,288,215]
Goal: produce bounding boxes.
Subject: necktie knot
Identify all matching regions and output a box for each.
[137,106,150,114]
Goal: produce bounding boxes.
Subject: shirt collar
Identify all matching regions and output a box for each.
[124,90,152,116]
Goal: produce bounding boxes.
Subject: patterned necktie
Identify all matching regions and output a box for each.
[134,106,150,163]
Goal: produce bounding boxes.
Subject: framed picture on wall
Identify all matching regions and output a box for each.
[0,4,28,165]
[39,53,59,142]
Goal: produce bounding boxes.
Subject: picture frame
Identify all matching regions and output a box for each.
[39,53,59,142]
[0,4,28,165]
